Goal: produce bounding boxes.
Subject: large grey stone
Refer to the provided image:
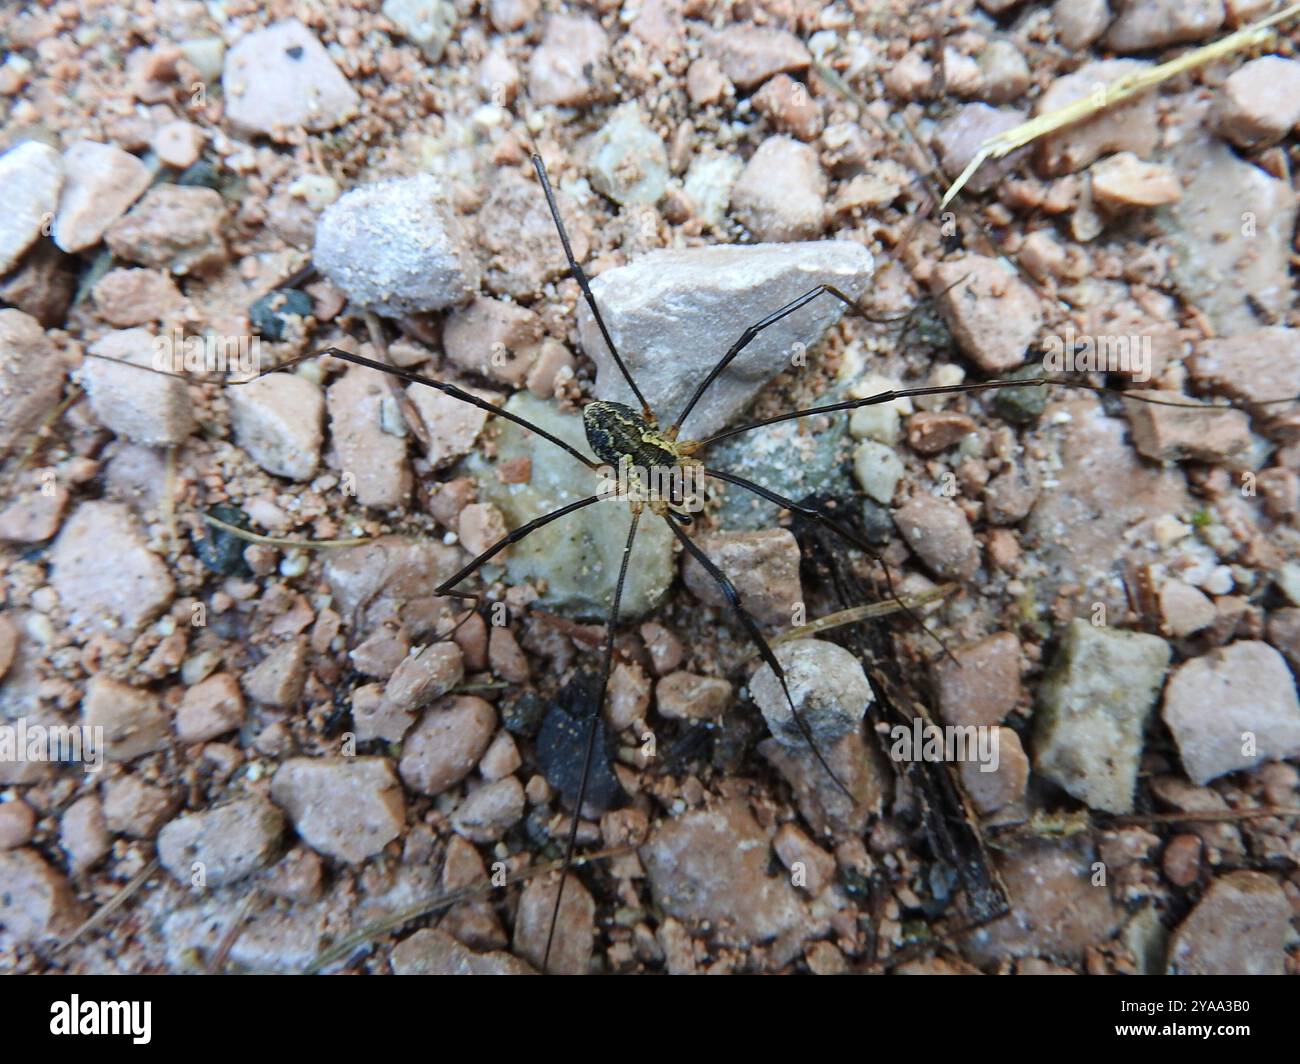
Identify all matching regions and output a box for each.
[576,241,872,439]
[314,174,480,317]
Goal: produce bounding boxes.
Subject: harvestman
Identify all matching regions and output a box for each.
[253,154,1294,972]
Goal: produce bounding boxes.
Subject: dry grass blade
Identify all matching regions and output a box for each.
[200,511,375,550]
[55,857,161,955]
[769,584,957,648]
[303,845,634,973]
[940,0,1300,208]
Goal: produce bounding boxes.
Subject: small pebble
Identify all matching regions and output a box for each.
[931,256,1041,372]
[731,136,826,241]
[527,13,608,107]
[228,373,324,481]
[106,185,227,276]
[399,696,497,795]
[1033,619,1171,814]
[1089,152,1181,209]
[1166,871,1290,975]
[893,494,980,581]
[382,0,457,63]
[450,776,525,842]
[82,328,195,446]
[151,120,205,169]
[750,638,873,746]
[1162,641,1300,785]
[54,141,151,254]
[176,673,246,743]
[157,797,284,887]
[586,105,668,206]
[0,800,36,850]
[222,19,359,139]
[384,642,464,714]
[271,757,405,863]
[680,528,802,626]
[655,671,732,720]
[242,638,309,708]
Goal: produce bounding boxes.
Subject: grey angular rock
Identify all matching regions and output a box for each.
[750,639,873,747]
[576,240,872,439]
[462,393,673,619]
[707,406,851,530]
[586,105,668,207]
[1033,619,1172,814]
[382,0,457,62]
[314,174,480,317]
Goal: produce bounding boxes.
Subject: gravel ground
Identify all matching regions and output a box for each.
[1,0,1300,975]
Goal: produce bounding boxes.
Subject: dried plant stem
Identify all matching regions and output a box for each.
[940,1,1300,208]
[200,511,374,549]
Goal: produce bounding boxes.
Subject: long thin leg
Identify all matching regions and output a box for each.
[245,347,600,472]
[543,507,641,972]
[435,494,606,597]
[670,284,858,437]
[531,153,654,422]
[706,466,957,664]
[694,376,1300,449]
[697,378,1044,448]
[663,510,853,799]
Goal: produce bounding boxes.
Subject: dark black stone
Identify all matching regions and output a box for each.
[501,690,546,738]
[535,672,623,813]
[176,160,222,190]
[249,288,314,342]
[992,364,1049,424]
[196,504,251,577]
[859,497,895,546]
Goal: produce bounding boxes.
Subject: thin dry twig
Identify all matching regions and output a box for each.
[200,511,375,550]
[55,857,161,955]
[304,844,634,973]
[770,584,957,647]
